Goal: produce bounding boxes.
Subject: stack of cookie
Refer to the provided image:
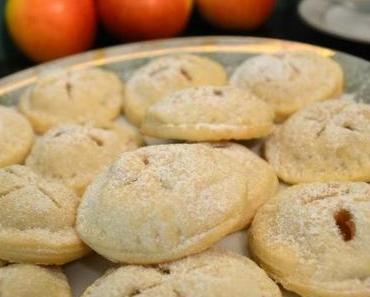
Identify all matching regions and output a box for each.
[0,50,369,297]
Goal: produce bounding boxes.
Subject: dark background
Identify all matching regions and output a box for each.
[0,0,369,78]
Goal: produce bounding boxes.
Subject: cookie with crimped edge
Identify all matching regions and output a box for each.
[26,122,142,196]
[18,68,123,133]
[230,51,343,120]
[249,182,370,297]
[265,100,370,184]
[0,264,72,297]
[141,86,274,141]
[206,142,279,229]
[77,143,250,264]
[123,54,227,126]
[0,106,33,168]
[0,165,89,265]
[81,249,281,297]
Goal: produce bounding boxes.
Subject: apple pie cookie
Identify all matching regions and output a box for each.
[231,51,344,120]
[0,264,72,297]
[265,100,370,183]
[26,122,141,196]
[123,54,227,126]
[0,165,88,265]
[0,106,33,168]
[249,182,370,297]
[18,68,123,133]
[77,143,250,264]
[141,86,274,141]
[81,249,281,297]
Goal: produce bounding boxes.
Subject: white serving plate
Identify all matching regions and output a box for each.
[1,37,369,297]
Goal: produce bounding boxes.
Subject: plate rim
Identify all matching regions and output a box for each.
[299,0,370,44]
[0,35,365,97]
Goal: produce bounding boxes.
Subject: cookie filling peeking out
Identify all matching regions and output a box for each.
[334,209,355,241]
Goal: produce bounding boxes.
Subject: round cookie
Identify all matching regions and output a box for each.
[18,68,123,133]
[77,143,249,264]
[265,100,370,184]
[141,86,274,141]
[26,122,141,196]
[230,51,344,120]
[249,182,370,297]
[124,54,227,126]
[81,249,281,297]
[206,142,279,229]
[0,106,33,168]
[0,264,71,297]
[0,165,88,265]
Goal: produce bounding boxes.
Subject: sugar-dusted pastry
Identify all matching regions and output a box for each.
[0,264,71,297]
[26,122,141,196]
[123,54,227,126]
[249,182,370,297]
[18,68,123,133]
[206,142,279,229]
[0,165,88,265]
[231,51,344,120]
[77,143,250,264]
[0,106,33,168]
[265,100,370,184]
[81,249,281,297]
[141,86,274,141]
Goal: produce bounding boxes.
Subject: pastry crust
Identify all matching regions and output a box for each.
[26,122,142,196]
[0,264,72,297]
[265,100,370,183]
[77,144,250,264]
[206,142,279,229]
[141,86,274,141]
[230,51,344,120]
[0,106,33,168]
[249,182,370,297]
[18,68,123,133]
[123,54,227,126]
[81,249,281,297]
[0,165,89,265]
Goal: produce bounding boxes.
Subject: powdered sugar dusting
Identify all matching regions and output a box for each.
[77,144,250,263]
[81,249,281,297]
[253,182,370,286]
[266,100,370,183]
[25,123,140,196]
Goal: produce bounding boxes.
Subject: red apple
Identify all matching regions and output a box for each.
[97,0,193,41]
[6,0,96,62]
[196,0,276,30]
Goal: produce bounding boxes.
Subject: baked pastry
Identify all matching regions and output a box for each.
[141,86,274,141]
[18,68,123,133]
[26,122,141,196]
[0,165,88,265]
[0,264,71,297]
[77,143,249,264]
[81,249,281,297]
[206,142,279,229]
[123,54,227,126]
[0,106,33,168]
[265,100,370,184]
[230,51,344,120]
[249,182,370,297]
